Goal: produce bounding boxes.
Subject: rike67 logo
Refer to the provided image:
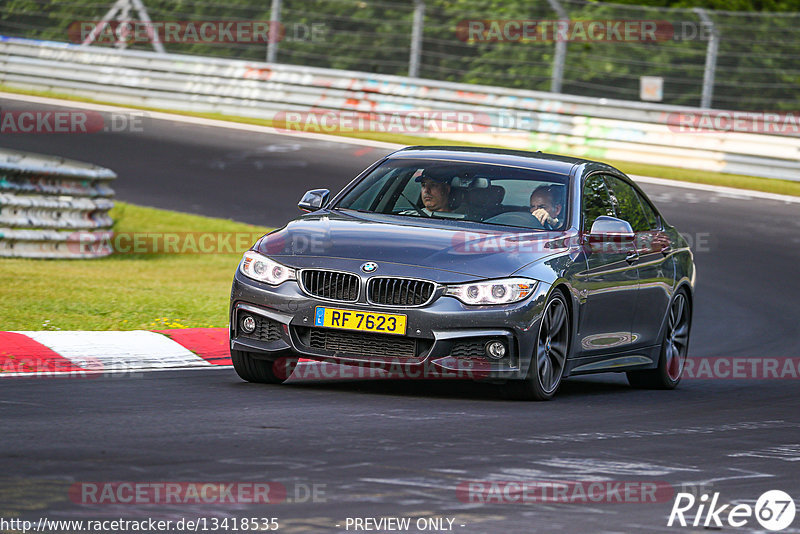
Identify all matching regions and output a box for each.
[668,490,796,531]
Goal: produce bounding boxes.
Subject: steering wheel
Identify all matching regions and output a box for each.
[398,191,428,217]
[483,211,545,229]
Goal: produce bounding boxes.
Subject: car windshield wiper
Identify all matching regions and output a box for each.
[338,207,454,222]
[333,207,375,215]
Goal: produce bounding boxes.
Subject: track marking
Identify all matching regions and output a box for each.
[0,364,233,378]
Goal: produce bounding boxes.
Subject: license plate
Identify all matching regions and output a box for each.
[314,307,407,335]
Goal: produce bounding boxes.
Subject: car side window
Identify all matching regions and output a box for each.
[635,190,660,230]
[582,175,615,231]
[604,176,650,232]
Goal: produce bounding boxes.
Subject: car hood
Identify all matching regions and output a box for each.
[256,210,570,280]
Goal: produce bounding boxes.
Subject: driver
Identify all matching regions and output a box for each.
[418,174,452,213]
[529,184,564,229]
[399,172,456,216]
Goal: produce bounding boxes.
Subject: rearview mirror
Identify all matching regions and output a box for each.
[298,189,330,212]
[450,176,489,188]
[589,216,634,237]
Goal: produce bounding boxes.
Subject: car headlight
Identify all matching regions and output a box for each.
[239,250,296,285]
[445,278,536,305]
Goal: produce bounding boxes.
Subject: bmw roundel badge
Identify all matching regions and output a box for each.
[361,262,378,273]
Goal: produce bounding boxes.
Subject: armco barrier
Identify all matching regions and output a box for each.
[0,148,116,258]
[0,37,798,181]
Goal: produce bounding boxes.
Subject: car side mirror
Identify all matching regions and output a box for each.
[589,216,634,238]
[298,189,330,212]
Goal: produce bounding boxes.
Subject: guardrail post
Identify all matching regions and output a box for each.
[408,0,425,78]
[695,8,719,109]
[547,0,568,94]
[266,0,282,63]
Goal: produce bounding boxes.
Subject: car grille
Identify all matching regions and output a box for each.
[309,328,417,359]
[300,269,360,302]
[239,314,282,342]
[367,277,435,306]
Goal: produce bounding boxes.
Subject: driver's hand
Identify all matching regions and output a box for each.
[531,208,556,227]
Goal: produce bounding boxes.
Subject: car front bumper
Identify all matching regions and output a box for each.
[229,270,550,380]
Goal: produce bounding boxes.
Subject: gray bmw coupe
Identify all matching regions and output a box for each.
[229,146,695,400]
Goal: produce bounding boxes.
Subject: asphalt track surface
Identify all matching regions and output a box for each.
[1,97,799,533]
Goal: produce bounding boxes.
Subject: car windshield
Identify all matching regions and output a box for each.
[335,159,570,230]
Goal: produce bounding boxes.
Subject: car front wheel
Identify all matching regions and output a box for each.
[507,290,570,401]
[231,350,298,384]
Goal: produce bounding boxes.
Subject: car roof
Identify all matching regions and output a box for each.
[386,146,599,176]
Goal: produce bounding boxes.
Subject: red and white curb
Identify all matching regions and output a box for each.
[0,329,350,381]
[0,329,231,377]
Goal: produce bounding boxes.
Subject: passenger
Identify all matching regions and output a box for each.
[529,184,564,229]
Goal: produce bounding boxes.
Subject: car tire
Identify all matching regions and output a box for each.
[627,289,691,390]
[231,350,298,384]
[506,290,570,401]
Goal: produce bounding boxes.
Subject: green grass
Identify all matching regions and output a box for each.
[3,84,798,197]
[0,203,270,331]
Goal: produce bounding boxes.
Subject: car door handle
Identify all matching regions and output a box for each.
[661,245,673,256]
[625,251,639,264]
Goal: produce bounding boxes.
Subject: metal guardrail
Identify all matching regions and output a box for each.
[1,37,798,181]
[0,148,116,258]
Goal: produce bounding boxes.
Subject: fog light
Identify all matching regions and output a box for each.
[485,340,506,360]
[241,315,256,334]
